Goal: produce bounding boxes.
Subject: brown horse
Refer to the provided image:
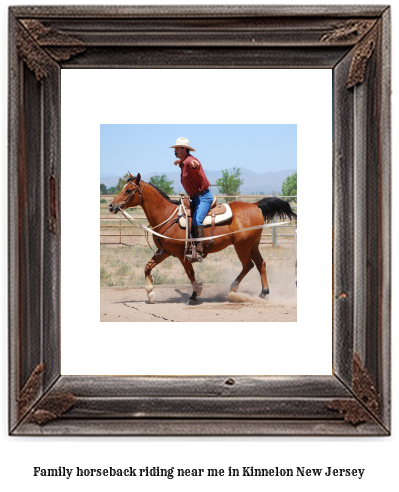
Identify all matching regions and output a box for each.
[109,173,296,304]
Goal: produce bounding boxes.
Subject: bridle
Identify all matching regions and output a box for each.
[117,179,145,210]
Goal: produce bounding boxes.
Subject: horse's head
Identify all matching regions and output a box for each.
[108,172,143,214]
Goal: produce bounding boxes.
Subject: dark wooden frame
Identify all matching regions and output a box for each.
[9,5,391,436]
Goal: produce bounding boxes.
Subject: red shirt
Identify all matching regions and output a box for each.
[179,154,210,197]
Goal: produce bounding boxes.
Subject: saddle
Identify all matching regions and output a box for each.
[178,198,232,229]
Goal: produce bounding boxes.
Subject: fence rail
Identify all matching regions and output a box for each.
[100,195,297,247]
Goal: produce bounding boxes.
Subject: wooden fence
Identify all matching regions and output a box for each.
[100,195,297,247]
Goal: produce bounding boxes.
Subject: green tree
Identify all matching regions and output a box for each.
[216,168,244,201]
[116,173,131,193]
[280,172,297,203]
[149,174,175,195]
[100,183,107,195]
[106,186,118,195]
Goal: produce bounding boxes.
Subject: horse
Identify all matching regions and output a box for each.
[108,173,297,304]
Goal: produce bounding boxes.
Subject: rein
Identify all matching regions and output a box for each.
[150,207,179,230]
[121,209,294,243]
[144,207,179,255]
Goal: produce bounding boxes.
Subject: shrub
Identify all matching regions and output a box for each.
[100,267,112,286]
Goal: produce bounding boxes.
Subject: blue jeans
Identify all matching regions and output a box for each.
[191,189,213,227]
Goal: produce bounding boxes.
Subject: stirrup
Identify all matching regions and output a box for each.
[185,253,203,263]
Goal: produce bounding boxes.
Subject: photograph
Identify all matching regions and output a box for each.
[100,124,298,323]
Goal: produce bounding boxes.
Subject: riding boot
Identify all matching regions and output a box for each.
[185,225,205,262]
[196,225,205,261]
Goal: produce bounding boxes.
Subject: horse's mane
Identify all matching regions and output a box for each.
[127,175,179,205]
[147,182,180,205]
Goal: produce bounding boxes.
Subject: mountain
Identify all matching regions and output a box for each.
[101,173,120,177]
[100,174,120,188]
[100,168,296,195]
[231,169,297,195]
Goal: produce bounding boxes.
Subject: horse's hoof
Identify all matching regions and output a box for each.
[186,292,198,305]
[230,281,239,292]
[148,292,156,304]
[259,288,269,299]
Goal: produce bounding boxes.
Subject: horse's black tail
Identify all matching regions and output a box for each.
[257,197,297,221]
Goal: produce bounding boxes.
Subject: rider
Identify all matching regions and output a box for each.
[170,137,213,262]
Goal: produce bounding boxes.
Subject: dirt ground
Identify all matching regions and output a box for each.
[101,280,297,323]
[100,224,297,323]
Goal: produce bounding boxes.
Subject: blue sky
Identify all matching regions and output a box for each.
[100,124,296,176]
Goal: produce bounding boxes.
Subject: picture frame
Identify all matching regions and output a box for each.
[8,5,391,435]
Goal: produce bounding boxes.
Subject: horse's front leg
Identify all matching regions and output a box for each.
[179,257,202,305]
[144,249,171,304]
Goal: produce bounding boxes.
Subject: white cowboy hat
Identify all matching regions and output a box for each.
[169,137,195,151]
